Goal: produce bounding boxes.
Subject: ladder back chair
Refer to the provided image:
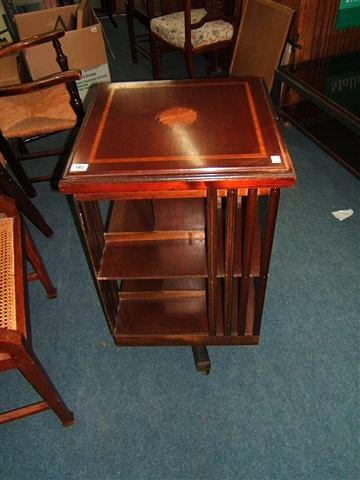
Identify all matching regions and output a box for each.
[0,30,84,198]
[0,194,74,426]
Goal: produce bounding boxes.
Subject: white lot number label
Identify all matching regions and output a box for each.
[271,155,282,164]
[70,164,89,172]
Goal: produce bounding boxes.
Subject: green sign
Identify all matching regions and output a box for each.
[336,0,360,29]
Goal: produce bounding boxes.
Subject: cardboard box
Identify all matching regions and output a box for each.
[15,5,111,100]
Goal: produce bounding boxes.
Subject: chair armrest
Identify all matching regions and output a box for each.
[0,70,82,97]
[0,30,65,58]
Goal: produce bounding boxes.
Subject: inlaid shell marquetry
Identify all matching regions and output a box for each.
[157,107,198,126]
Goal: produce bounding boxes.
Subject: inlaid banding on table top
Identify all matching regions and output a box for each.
[86,81,267,166]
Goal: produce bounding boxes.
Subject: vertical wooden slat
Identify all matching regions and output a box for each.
[75,200,118,333]
[238,188,258,336]
[254,188,280,335]
[224,189,237,336]
[206,189,217,336]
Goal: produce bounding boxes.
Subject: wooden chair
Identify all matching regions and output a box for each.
[0,194,74,426]
[0,30,84,198]
[126,0,178,64]
[149,0,240,78]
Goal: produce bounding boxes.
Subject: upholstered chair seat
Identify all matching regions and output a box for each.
[0,84,77,139]
[150,9,234,49]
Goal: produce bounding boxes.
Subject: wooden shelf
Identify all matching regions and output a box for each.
[98,238,208,279]
[99,199,260,280]
[115,278,209,338]
[113,278,257,346]
[105,198,206,237]
[99,199,209,279]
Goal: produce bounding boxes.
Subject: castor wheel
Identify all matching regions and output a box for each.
[191,346,211,375]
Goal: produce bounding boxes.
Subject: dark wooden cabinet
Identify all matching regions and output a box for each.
[272,53,360,178]
[60,78,296,372]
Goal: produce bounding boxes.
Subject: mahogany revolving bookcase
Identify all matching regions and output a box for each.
[60,78,296,374]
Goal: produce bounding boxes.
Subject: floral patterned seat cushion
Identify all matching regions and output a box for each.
[150,9,234,49]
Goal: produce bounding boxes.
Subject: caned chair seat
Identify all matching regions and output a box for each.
[0,217,17,332]
[0,216,17,366]
[150,9,234,49]
[0,84,77,139]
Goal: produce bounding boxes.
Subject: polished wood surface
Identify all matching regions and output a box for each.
[272,55,360,178]
[61,78,296,373]
[61,78,295,194]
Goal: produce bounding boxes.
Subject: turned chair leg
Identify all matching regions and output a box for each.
[16,341,74,426]
[185,51,195,78]
[126,4,138,63]
[16,138,30,155]
[105,1,118,29]
[150,35,162,79]
[0,164,53,237]
[205,53,213,76]
[0,133,36,198]
[24,225,57,299]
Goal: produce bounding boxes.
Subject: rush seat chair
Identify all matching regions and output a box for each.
[0,30,84,197]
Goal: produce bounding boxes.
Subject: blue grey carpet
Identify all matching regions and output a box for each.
[0,16,359,480]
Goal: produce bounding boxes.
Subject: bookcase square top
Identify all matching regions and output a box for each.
[61,78,295,193]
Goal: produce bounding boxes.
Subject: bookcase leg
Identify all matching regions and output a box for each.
[192,346,211,375]
[254,188,280,335]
